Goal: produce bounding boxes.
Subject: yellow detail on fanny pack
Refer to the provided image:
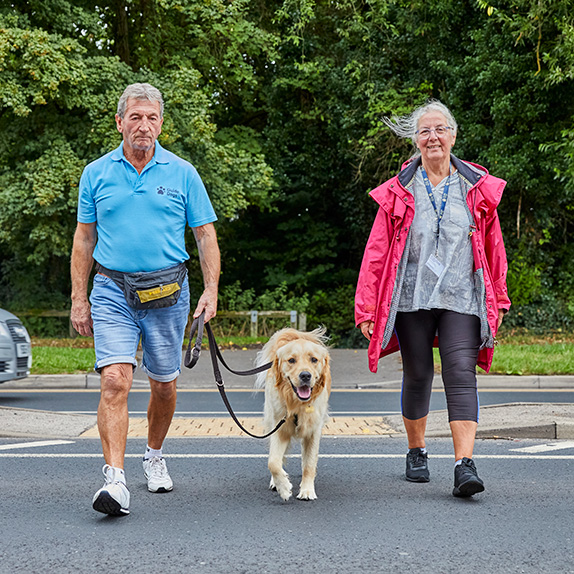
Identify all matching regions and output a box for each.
[137,282,181,303]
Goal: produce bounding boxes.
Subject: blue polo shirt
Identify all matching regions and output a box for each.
[77,142,217,272]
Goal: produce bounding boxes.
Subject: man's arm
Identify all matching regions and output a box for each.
[192,222,220,322]
[70,222,97,336]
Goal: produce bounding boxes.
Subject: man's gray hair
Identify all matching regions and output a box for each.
[383,99,458,143]
[117,83,164,118]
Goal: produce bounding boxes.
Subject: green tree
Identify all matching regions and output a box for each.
[471,0,574,319]
[0,0,275,308]
[2,0,574,339]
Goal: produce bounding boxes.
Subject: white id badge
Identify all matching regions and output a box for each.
[425,254,445,277]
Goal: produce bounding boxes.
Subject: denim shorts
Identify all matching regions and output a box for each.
[89,273,191,382]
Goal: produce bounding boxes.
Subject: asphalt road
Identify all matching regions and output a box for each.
[1,436,573,574]
[2,350,574,572]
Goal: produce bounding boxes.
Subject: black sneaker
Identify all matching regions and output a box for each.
[405,448,430,482]
[453,457,485,497]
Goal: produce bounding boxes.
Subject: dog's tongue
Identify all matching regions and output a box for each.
[297,385,312,400]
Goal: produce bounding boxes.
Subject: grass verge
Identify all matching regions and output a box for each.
[31,346,96,375]
[483,342,574,375]
[432,331,574,376]
[29,336,269,375]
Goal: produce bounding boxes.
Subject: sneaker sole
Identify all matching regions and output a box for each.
[406,474,430,483]
[92,492,130,516]
[147,485,173,493]
[453,480,485,498]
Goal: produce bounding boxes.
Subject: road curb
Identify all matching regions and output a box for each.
[382,402,574,441]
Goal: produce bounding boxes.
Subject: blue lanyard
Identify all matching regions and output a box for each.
[421,167,451,254]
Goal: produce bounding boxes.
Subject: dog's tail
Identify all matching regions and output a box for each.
[254,326,329,389]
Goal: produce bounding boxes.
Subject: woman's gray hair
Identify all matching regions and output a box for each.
[117,83,164,118]
[383,99,458,143]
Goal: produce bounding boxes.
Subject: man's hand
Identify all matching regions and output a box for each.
[71,298,93,337]
[193,285,218,322]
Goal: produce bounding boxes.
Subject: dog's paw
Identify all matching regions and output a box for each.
[271,472,292,501]
[277,483,293,502]
[297,486,317,501]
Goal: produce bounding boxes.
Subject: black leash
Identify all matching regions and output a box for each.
[184,312,286,439]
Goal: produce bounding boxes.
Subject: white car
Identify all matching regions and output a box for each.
[0,309,32,383]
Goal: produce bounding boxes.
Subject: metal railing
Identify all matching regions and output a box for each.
[216,310,307,337]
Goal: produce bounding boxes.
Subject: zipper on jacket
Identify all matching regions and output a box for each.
[461,173,482,238]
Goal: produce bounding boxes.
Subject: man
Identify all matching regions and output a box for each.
[71,83,220,516]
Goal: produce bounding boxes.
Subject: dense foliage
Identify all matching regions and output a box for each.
[1,0,574,343]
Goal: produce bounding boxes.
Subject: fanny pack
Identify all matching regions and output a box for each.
[96,262,187,310]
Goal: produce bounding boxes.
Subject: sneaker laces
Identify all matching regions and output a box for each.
[146,456,169,479]
[408,450,427,469]
[102,464,125,485]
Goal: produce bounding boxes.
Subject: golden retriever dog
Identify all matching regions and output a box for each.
[255,327,331,501]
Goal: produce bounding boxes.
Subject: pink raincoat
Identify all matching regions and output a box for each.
[355,155,511,373]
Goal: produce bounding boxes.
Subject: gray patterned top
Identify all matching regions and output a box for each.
[397,167,479,316]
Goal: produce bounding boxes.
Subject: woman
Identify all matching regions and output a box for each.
[355,100,510,497]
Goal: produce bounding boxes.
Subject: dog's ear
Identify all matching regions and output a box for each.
[316,351,332,392]
[271,355,282,387]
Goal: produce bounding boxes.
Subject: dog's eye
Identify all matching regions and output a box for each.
[310,357,318,363]
[288,358,296,364]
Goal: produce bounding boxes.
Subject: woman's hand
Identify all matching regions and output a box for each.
[359,320,374,341]
[498,309,505,330]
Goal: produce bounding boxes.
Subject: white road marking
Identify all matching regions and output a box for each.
[3,388,574,393]
[510,441,574,453]
[66,410,401,416]
[1,453,573,459]
[0,440,74,451]
[66,411,266,416]
[356,380,404,388]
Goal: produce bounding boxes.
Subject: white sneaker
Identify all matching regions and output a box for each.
[143,456,173,493]
[92,465,130,516]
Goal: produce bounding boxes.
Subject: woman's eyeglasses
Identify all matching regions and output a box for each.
[416,126,452,140]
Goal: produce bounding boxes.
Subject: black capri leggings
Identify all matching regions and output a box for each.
[394,309,481,422]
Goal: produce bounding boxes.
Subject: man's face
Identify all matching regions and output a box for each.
[115,98,163,153]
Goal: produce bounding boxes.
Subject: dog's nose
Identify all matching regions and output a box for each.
[299,371,312,384]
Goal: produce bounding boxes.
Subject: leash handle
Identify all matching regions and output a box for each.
[184,313,204,369]
[185,312,271,375]
[184,311,285,439]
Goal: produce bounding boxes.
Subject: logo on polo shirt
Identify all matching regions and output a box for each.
[156,186,180,198]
